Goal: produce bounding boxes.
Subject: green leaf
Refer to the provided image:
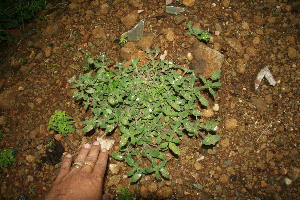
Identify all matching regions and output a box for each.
[202,134,220,145]
[169,143,180,155]
[126,155,135,167]
[159,142,169,150]
[130,173,142,183]
[210,70,221,80]
[209,88,216,98]
[159,168,170,179]
[111,153,125,161]
[144,167,155,173]
[120,134,129,147]
[212,82,222,87]
[82,124,94,132]
[198,94,209,106]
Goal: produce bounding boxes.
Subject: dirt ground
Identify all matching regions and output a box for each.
[0,0,299,199]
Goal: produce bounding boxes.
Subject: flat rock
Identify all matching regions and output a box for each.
[224,118,238,130]
[225,38,244,54]
[0,89,16,110]
[190,41,224,78]
[250,96,270,112]
[92,26,106,39]
[182,0,195,7]
[121,10,139,29]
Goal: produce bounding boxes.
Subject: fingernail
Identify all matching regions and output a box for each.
[66,154,72,158]
[101,148,107,152]
[93,141,100,145]
[84,143,91,148]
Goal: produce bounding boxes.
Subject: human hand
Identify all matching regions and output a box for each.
[45,141,112,200]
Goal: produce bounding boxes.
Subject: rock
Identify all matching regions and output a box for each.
[148,182,157,192]
[109,164,120,175]
[250,96,269,112]
[253,16,266,25]
[121,10,138,29]
[140,186,149,198]
[212,104,219,111]
[0,116,6,125]
[166,28,175,42]
[137,35,154,50]
[241,21,250,30]
[92,26,106,39]
[157,186,172,198]
[267,16,276,24]
[264,94,272,104]
[45,24,60,37]
[69,3,79,10]
[54,134,62,141]
[220,174,229,183]
[0,90,16,110]
[224,118,238,130]
[236,59,246,74]
[36,98,43,104]
[99,3,110,15]
[221,0,230,7]
[287,47,298,59]
[190,41,224,78]
[35,52,44,60]
[182,0,195,7]
[107,175,121,187]
[226,38,244,55]
[119,42,138,60]
[44,46,52,57]
[220,138,229,148]
[26,155,36,163]
[246,46,256,57]
[194,162,202,170]
[202,108,214,117]
[174,15,186,24]
[252,37,260,45]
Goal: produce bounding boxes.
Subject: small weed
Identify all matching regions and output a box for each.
[19,57,26,65]
[116,187,134,200]
[47,141,53,147]
[0,149,17,168]
[48,110,75,136]
[0,0,47,43]
[187,21,211,43]
[29,188,35,195]
[119,34,128,45]
[63,42,70,48]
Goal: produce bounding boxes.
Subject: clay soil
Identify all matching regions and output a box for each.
[0,0,299,199]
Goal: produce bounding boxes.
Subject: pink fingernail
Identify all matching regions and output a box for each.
[101,148,107,152]
[93,141,100,145]
[84,143,91,148]
[66,154,72,158]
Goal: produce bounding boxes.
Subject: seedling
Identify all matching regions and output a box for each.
[0,149,17,168]
[48,110,75,136]
[187,21,211,43]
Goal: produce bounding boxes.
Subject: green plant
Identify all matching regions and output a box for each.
[0,0,47,43]
[48,110,75,136]
[29,188,35,195]
[69,49,221,183]
[119,34,128,45]
[0,149,17,168]
[116,187,135,200]
[187,21,211,43]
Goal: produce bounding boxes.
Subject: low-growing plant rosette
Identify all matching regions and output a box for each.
[69,49,221,183]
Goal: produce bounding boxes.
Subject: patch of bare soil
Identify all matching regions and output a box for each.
[0,0,299,199]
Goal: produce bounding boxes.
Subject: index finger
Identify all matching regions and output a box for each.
[93,148,108,179]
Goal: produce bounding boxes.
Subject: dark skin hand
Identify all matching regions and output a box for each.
[45,141,112,200]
